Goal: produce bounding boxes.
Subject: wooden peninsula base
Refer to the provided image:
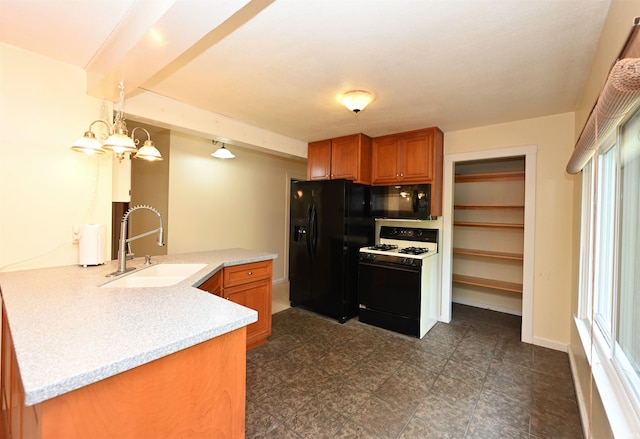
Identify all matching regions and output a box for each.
[2,313,247,439]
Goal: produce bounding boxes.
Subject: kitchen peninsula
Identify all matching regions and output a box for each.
[0,248,276,439]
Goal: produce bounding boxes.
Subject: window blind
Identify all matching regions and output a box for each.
[566,19,640,174]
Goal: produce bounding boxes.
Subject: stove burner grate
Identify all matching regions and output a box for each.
[399,247,429,255]
[368,244,398,251]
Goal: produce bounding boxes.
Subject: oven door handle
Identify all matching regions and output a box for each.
[358,260,421,273]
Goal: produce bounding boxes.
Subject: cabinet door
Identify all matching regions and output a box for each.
[224,279,272,350]
[331,134,360,181]
[198,271,222,296]
[372,135,401,184]
[401,129,435,183]
[307,140,332,180]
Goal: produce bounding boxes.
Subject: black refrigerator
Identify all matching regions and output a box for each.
[289,179,374,323]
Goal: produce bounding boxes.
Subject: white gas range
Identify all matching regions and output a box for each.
[358,226,439,338]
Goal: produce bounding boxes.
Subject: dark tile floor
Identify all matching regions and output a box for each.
[246,304,583,438]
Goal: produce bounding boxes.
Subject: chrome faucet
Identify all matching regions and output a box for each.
[109,205,164,276]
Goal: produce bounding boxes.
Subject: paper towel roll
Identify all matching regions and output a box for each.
[79,224,106,267]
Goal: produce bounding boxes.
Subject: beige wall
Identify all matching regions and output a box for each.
[574,1,638,138]
[445,112,575,345]
[130,123,171,258]
[0,43,306,280]
[167,132,306,282]
[567,2,639,438]
[0,43,112,271]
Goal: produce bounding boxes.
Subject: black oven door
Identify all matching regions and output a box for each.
[358,260,421,319]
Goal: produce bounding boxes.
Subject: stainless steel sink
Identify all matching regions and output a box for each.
[101,263,208,288]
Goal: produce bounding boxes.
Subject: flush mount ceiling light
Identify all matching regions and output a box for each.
[340,90,374,113]
[211,141,235,159]
[71,81,163,162]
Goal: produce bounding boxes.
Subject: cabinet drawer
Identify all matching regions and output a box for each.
[223,261,272,288]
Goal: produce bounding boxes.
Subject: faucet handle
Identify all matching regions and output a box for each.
[126,252,135,260]
[145,255,152,265]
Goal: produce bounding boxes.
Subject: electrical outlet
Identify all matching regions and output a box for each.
[72,225,81,244]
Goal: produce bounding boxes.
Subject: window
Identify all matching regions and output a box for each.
[594,142,615,339]
[617,109,640,401]
[578,106,640,435]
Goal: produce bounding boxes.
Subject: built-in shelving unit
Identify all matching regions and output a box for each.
[451,274,523,294]
[453,221,524,229]
[453,248,523,261]
[454,171,524,183]
[452,160,526,312]
[454,204,524,210]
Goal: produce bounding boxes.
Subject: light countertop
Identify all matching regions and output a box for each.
[0,248,277,406]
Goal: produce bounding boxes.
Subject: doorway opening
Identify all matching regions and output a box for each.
[441,145,536,343]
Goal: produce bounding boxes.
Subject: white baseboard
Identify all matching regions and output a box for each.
[452,299,569,352]
[531,336,568,352]
[568,344,591,439]
[452,298,522,316]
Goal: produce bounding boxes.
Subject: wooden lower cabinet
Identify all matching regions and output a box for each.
[199,260,273,351]
[1,304,247,439]
[198,269,222,296]
[223,261,272,350]
[224,279,272,350]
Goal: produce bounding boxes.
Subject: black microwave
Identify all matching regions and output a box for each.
[370,184,431,220]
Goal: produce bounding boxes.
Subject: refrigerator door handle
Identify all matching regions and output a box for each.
[310,204,318,256]
[306,205,313,257]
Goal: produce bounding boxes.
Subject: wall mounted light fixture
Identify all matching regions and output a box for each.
[340,90,374,113]
[71,82,163,162]
[211,141,235,159]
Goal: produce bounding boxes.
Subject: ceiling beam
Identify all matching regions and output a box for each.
[85,0,269,101]
[125,90,308,160]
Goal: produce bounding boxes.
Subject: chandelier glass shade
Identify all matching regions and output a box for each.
[71,82,162,161]
[71,120,109,155]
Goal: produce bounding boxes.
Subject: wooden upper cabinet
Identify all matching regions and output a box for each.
[372,127,444,216]
[369,135,400,184]
[307,139,332,180]
[372,127,442,185]
[307,134,372,184]
[402,129,435,182]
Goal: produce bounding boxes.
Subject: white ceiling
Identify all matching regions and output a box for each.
[0,0,611,143]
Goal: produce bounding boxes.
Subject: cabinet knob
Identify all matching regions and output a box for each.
[400,173,404,177]
[248,271,253,275]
